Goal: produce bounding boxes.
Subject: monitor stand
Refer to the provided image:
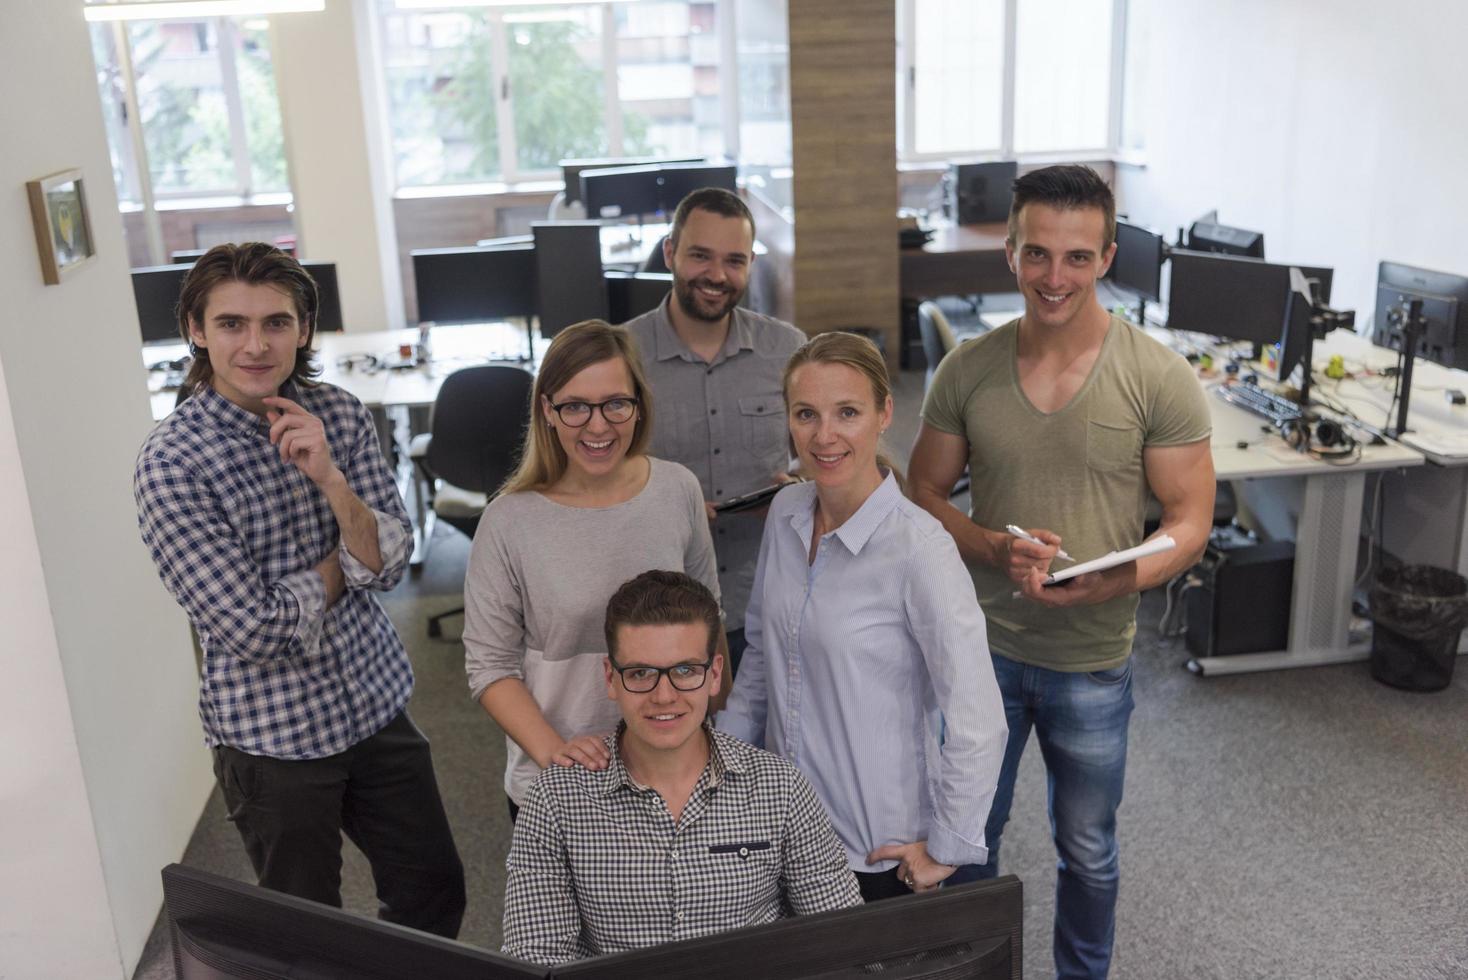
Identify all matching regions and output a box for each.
[1389,298,1425,437]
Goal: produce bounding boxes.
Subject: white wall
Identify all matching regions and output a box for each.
[0,3,213,977]
[1116,0,1468,325]
[272,0,406,333]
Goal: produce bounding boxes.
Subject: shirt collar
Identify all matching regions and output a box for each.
[595,719,738,797]
[192,380,286,436]
[786,470,903,558]
[650,295,755,364]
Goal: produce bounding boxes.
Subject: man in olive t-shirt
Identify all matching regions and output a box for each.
[908,165,1214,980]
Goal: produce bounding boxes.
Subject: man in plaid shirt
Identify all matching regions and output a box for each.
[134,244,464,937]
[501,570,861,965]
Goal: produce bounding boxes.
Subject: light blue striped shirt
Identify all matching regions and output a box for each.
[718,473,1007,871]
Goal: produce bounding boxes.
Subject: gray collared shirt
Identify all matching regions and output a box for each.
[623,296,805,628]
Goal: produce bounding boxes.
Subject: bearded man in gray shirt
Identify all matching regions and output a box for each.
[622,188,805,684]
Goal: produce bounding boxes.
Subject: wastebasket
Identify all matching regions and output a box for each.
[1369,564,1468,692]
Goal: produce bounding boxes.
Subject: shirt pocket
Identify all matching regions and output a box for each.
[1085,419,1141,473]
[738,393,787,467]
[702,840,780,919]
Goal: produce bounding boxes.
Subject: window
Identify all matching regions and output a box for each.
[898,0,1129,160]
[377,0,722,189]
[89,16,289,204]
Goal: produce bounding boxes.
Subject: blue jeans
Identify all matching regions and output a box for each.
[951,652,1135,980]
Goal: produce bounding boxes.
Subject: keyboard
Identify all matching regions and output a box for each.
[1213,381,1304,423]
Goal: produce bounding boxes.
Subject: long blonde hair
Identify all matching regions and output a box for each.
[499,320,655,496]
[782,330,904,489]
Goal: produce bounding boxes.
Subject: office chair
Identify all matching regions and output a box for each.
[917,300,959,389]
[638,234,670,274]
[410,365,535,638]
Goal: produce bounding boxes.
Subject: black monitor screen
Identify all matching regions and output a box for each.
[656,163,737,212]
[1372,260,1468,371]
[132,264,191,344]
[301,261,344,332]
[561,156,703,205]
[1187,217,1265,258]
[606,271,672,324]
[558,877,1023,980]
[1108,221,1165,302]
[162,864,541,980]
[1167,250,1332,344]
[532,222,608,337]
[581,166,663,220]
[950,161,1017,224]
[412,246,538,324]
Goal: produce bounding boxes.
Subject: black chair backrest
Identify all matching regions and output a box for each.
[427,365,535,494]
[638,234,671,274]
[917,300,946,376]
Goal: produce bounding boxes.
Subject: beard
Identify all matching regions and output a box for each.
[672,274,744,323]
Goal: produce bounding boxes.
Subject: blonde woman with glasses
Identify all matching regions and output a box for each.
[463,320,724,821]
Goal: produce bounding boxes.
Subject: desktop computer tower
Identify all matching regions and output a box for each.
[1185,537,1295,658]
[946,161,1017,225]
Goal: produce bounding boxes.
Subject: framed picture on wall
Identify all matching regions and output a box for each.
[26,168,96,285]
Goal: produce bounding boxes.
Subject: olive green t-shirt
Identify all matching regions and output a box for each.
[922,315,1211,672]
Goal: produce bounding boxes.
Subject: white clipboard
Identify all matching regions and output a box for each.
[1043,535,1177,585]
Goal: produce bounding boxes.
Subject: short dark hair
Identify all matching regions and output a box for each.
[178,242,321,398]
[668,187,755,252]
[1006,164,1116,253]
[604,570,721,662]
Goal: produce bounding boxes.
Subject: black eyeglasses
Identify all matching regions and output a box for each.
[548,396,639,427]
[609,659,713,693]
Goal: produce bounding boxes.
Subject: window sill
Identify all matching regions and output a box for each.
[117,192,293,214]
[394,179,562,201]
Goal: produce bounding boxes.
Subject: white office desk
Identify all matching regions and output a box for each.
[1193,373,1422,675]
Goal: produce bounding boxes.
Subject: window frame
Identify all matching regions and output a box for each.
[896,0,1129,163]
[100,16,287,204]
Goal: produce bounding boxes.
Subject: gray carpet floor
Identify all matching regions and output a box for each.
[132,367,1468,980]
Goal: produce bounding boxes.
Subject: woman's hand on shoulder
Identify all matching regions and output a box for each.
[549,733,612,770]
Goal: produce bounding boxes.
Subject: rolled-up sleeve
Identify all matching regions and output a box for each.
[135,451,326,663]
[338,400,413,590]
[903,534,1007,868]
[462,503,528,700]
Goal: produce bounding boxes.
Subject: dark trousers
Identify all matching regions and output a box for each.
[726,627,748,678]
[212,710,466,939]
[854,868,913,903]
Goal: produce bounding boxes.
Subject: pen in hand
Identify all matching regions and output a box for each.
[1005,524,1074,563]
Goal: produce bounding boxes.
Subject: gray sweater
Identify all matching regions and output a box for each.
[463,456,721,803]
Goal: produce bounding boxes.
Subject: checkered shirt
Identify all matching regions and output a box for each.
[134,382,414,760]
[501,724,862,966]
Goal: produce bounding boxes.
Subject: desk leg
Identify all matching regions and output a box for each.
[1190,471,1368,675]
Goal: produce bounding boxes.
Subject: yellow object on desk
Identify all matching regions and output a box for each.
[1325,354,1346,379]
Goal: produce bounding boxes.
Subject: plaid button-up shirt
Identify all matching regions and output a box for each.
[501,724,862,966]
[134,382,413,760]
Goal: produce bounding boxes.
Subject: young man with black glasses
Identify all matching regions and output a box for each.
[500,570,860,966]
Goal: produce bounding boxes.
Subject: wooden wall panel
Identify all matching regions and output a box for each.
[788,0,899,363]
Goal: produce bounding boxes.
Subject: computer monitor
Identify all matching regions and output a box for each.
[561,156,704,206]
[580,166,665,221]
[557,877,1023,980]
[656,163,738,212]
[411,245,538,325]
[605,271,672,324]
[531,221,608,337]
[300,261,344,332]
[1186,213,1265,258]
[162,864,542,980]
[132,263,192,344]
[1372,260,1468,372]
[1108,220,1166,302]
[947,161,1017,224]
[1166,250,1332,345]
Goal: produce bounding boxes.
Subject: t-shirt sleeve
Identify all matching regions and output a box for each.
[462,499,528,701]
[1145,353,1213,447]
[920,343,970,437]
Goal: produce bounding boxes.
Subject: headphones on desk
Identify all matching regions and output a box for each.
[1275,416,1357,459]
